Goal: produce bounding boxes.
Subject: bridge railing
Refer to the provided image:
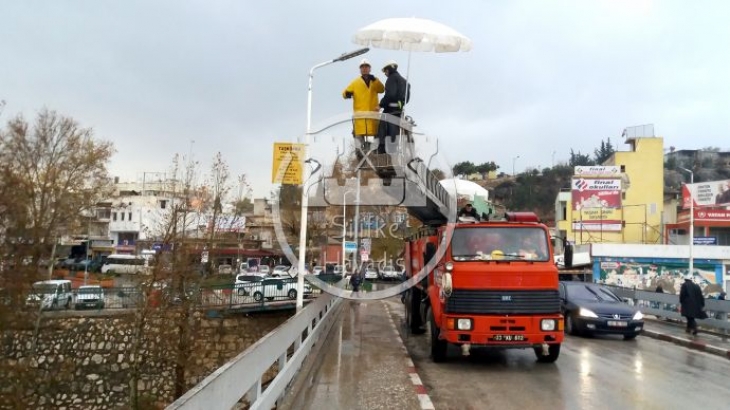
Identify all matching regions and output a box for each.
[166,293,342,410]
[606,286,730,331]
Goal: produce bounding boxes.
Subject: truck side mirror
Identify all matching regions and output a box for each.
[564,242,573,269]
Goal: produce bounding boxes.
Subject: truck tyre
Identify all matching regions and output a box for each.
[428,308,447,362]
[535,343,561,363]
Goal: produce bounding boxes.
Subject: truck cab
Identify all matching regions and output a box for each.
[404,212,572,363]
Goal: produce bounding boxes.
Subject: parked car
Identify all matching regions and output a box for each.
[258,265,271,276]
[235,274,266,296]
[26,280,73,310]
[249,278,312,302]
[218,264,233,275]
[75,285,105,310]
[312,266,324,275]
[364,265,379,280]
[271,265,291,277]
[559,281,644,340]
[379,266,400,280]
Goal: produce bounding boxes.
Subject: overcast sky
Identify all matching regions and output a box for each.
[2,0,729,198]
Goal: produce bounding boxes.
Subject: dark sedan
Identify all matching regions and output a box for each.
[559,281,644,340]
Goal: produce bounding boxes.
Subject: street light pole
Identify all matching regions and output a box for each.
[341,190,354,275]
[679,167,694,276]
[353,172,361,273]
[512,155,520,177]
[297,48,369,311]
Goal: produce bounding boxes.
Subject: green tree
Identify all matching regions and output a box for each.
[452,161,477,177]
[593,138,615,164]
[476,161,499,178]
[569,149,595,167]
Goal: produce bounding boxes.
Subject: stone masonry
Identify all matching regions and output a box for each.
[0,310,289,409]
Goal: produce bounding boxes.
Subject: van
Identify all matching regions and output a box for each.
[27,280,73,310]
[101,254,148,275]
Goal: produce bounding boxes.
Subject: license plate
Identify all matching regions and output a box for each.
[489,334,526,342]
[607,320,628,327]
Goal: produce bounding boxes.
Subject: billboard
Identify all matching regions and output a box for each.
[682,179,730,209]
[571,178,622,232]
[271,143,304,185]
[574,166,621,176]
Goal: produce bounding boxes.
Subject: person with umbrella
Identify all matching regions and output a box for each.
[377,60,410,153]
[342,59,384,144]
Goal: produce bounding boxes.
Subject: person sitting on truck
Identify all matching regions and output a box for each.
[458,203,480,221]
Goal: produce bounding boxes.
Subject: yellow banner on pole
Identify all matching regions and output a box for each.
[271,143,304,185]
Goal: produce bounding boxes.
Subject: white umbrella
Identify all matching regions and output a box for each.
[352,17,472,53]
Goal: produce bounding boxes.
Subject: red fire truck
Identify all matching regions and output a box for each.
[403,212,573,362]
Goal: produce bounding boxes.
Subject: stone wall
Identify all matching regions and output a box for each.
[0,310,290,409]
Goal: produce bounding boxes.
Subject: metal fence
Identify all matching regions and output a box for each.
[607,286,730,332]
[65,278,323,312]
[167,292,342,410]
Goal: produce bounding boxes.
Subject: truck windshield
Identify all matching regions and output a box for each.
[451,227,550,261]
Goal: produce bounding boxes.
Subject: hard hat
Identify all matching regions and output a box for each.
[359,58,371,67]
[382,60,398,71]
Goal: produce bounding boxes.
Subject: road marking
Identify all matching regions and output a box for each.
[383,300,437,410]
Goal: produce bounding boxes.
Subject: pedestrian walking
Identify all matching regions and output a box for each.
[679,274,706,335]
[350,269,363,294]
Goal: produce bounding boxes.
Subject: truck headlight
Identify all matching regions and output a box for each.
[540,319,557,331]
[633,311,643,320]
[445,262,454,272]
[456,318,473,330]
[579,307,598,318]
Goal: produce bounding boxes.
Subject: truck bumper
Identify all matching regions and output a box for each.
[440,314,564,346]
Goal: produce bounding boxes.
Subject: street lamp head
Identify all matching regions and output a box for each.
[333,47,370,62]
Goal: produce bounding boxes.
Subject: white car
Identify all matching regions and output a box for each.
[364,265,379,280]
[75,285,105,310]
[27,280,73,310]
[312,266,324,275]
[380,266,400,280]
[258,265,271,276]
[271,265,290,277]
[240,278,312,302]
[234,274,266,296]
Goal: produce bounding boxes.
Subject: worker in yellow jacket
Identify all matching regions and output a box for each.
[343,59,385,138]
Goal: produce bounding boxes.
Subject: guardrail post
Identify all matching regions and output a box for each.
[247,378,262,404]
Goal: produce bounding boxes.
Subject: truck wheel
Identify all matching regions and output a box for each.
[535,344,561,363]
[428,308,447,362]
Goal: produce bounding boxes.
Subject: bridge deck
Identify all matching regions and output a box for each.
[287,299,428,410]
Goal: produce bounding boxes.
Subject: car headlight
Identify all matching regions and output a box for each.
[540,319,557,331]
[456,318,473,330]
[578,307,598,318]
[633,311,644,320]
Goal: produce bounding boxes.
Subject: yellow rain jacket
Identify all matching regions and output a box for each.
[343,76,385,136]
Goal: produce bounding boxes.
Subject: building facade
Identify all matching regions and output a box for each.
[555,135,664,245]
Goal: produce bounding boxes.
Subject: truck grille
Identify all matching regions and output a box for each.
[445,289,561,315]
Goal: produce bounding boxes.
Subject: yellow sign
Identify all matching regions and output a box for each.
[272,143,305,184]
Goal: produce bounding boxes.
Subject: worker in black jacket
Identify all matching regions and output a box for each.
[458,203,480,221]
[377,60,410,153]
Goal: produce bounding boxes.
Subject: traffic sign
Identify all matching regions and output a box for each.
[360,250,369,261]
[361,238,371,252]
[345,241,357,253]
[271,142,304,185]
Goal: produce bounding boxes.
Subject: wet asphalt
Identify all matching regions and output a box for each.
[383,299,730,410]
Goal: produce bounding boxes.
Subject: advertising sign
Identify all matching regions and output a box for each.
[694,236,717,245]
[571,178,622,232]
[682,179,730,209]
[574,166,621,176]
[271,143,304,185]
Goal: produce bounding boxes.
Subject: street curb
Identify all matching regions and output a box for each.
[642,329,730,360]
[383,302,436,410]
